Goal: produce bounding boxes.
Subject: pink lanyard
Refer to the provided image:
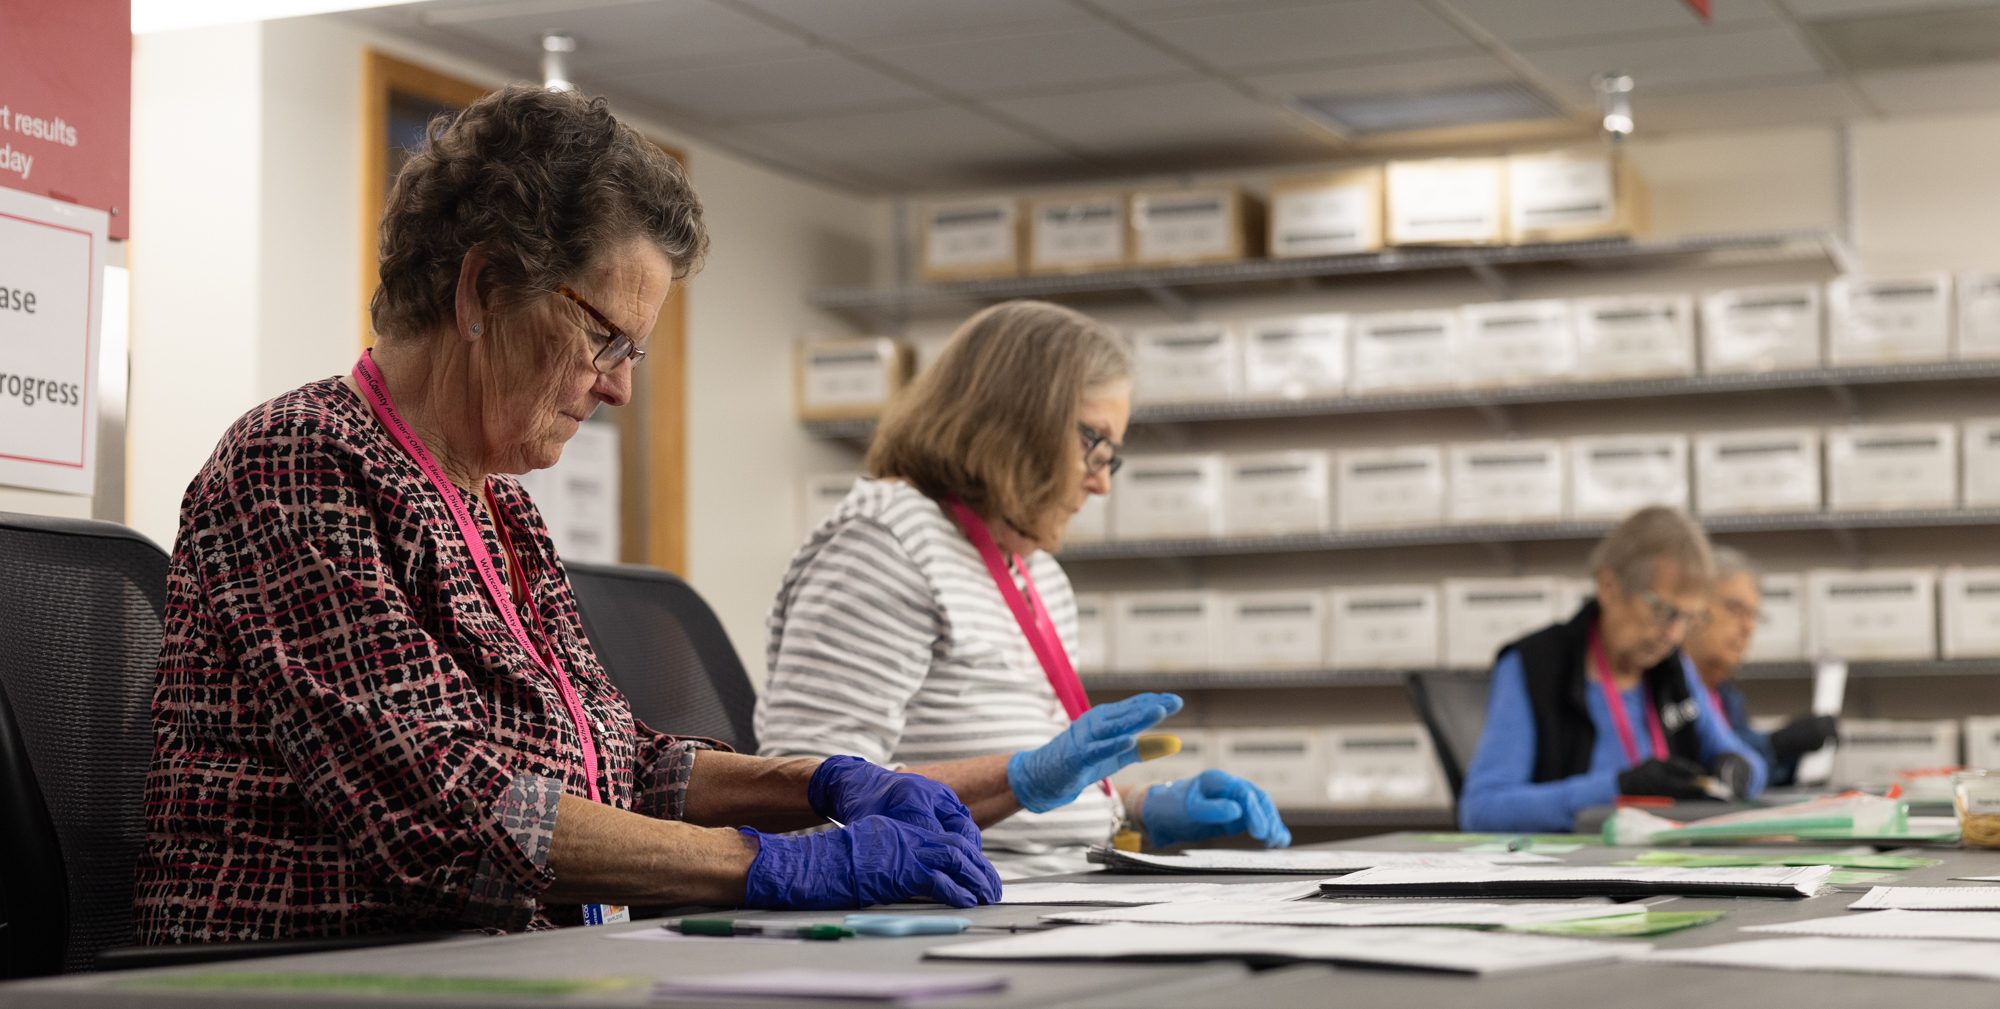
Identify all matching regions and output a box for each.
[947,497,1113,801]
[351,352,602,802]
[1589,627,1668,768]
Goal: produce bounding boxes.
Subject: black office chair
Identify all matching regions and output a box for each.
[565,561,758,753]
[1405,670,1492,801]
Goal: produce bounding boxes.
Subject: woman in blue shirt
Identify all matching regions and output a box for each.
[1460,507,1767,833]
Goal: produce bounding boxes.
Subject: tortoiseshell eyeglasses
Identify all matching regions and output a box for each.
[556,284,646,374]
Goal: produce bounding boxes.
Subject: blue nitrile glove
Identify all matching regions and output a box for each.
[1005,692,1184,813]
[738,815,1002,910]
[809,755,981,849]
[1140,768,1292,849]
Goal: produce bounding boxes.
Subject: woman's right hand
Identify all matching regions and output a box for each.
[1005,692,1183,813]
[737,817,1002,909]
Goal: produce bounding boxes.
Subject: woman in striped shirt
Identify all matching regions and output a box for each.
[758,300,1290,878]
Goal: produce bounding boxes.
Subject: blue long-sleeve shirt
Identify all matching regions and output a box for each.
[1459,649,1768,832]
[1711,678,1800,787]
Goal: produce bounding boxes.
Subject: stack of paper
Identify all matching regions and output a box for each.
[1319,865,1830,899]
[997,881,1324,906]
[1647,937,2000,981]
[1848,887,2000,910]
[927,922,1634,975]
[1042,901,1640,928]
[1748,909,2000,940]
[1086,847,1558,875]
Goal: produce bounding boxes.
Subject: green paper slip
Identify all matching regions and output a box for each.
[1827,870,1905,885]
[1621,851,1942,870]
[1509,911,1725,937]
[114,972,646,996]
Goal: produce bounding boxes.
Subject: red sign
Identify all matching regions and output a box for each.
[0,1,130,239]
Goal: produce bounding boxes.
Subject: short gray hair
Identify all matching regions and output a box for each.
[1711,545,1757,583]
[1587,506,1716,596]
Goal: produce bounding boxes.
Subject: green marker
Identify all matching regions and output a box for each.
[669,918,853,940]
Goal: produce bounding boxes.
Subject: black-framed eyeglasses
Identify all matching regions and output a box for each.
[1640,589,1712,635]
[1079,423,1123,476]
[556,284,646,374]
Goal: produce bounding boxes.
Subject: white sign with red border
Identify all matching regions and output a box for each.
[0,185,105,496]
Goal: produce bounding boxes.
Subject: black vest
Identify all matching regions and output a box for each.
[1504,600,1703,784]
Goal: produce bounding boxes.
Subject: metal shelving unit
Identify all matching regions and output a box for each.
[1081,658,2000,693]
[1054,507,2000,562]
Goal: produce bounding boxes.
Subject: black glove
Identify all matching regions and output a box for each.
[1713,752,1753,800]
[1769,715,1839,761]
[1617,756,1712,800]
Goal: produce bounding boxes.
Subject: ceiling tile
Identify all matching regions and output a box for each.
[1518,24,1830,104]
[613,52,935,122]
[1138,1,1474,70]
[1858,60,2000,115]
[865,26,1195,97]
[1095,0,1356,18]
[416,0,803,67]
[1788,0,1997,18]
[740,103,1074,163]
[986,78,1317,151]
[1444,0,1775,45]
[730,0,1096,49]
[1631,78,1869,132]
[1247,52,1520,99]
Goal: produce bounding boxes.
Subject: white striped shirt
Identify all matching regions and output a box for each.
[756,478,1117,878]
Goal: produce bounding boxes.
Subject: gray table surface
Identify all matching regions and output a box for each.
[9,831,2000,1008]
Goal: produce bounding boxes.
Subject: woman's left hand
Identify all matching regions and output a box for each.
[1139,769,1291,849]
[808,755,981,848]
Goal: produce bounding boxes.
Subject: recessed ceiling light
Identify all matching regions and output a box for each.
[1295,81,1562,137]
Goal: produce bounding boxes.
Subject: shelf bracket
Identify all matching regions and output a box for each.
[1138,282,1196,322]
[1467,260,1515,300]
[1830,526,1868,567]
[1822,381,1861,421]
[1479,539,1521,573]
[1473,401,1515,435]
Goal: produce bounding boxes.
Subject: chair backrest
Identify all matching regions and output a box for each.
[0,513,169,978]
[1406,670,1492,801]
[564,561,758,753]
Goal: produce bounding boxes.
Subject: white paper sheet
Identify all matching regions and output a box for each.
[1043,900,1642,928]
[1848,886,2000,910]
[1092,847,1559,875]
[926,922,1635,975]
[1647,936,2000,981]
[656,969,1009,1000]
[997,881,1326,906]
[1747,909,2000,940]
[1322,864,1829,897]
[1951,876,2000,882]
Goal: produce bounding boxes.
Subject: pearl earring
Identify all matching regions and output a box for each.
[470,322,483,335]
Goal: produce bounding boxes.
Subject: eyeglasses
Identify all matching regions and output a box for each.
[1079,423,1123,476]
[556,284,646,374]
[1640,590,1712,635]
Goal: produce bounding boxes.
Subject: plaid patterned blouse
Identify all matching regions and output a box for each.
[136,376,714,942]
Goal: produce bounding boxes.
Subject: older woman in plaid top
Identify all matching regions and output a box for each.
[135,86,998,944]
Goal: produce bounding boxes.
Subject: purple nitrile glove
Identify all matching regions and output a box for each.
[807,755,982,851]
[739,816,1002,910]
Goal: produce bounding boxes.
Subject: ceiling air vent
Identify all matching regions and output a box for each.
[1295,81,1562,136]
[1808,4,2000,73]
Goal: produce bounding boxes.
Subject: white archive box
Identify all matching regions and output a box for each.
[1350,310,1458,394]
[1572,294,1696,380]
[1328,584,1440,670]
[1215,728,1325,807]
[1321,724,1450,809]
[1568,433,1690,520]
[1807,567,1938,661]
[1965,418,2000,507]
[1072,592,1111,673]
[1065,493,1109,544]
[1968,716,2000,771]
[1942,567,2000,659]
[1693,428,1822,516]
[800,472,860,535]
[1223,451,1331,536]
[795,337,912,420]
[1827,274,1953,366]
[1443,577,1560,669]
[1241,314,1348,400]
[1832,719,1959,787]
[1027,193,1126,274]
[1267,169,1383,257]
[1700,285,1823,374]
[1454,299,1576,388]
[1744,573,1806,663]
[1112,591,1218,672]
[1130,322,1239,404]
[1384,157,1506,245]
[1506,149,1643,243]
[1446,439,1566,525]
[1552,577,1595,622]
[1221,590,1327,671]
[1958,272,2000,360]
[1111,728,1214,790]
[1826,423,1958,512]
[1130,187,1256,266]
[1112,454,1224,540]
[919,197,1020,281]
[1336,445,1445,530]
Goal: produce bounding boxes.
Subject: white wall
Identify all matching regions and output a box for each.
[1854,110,2000,273]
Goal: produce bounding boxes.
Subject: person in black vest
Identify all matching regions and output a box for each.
[1459,506,1768,832]
[1685,547,1838,787]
